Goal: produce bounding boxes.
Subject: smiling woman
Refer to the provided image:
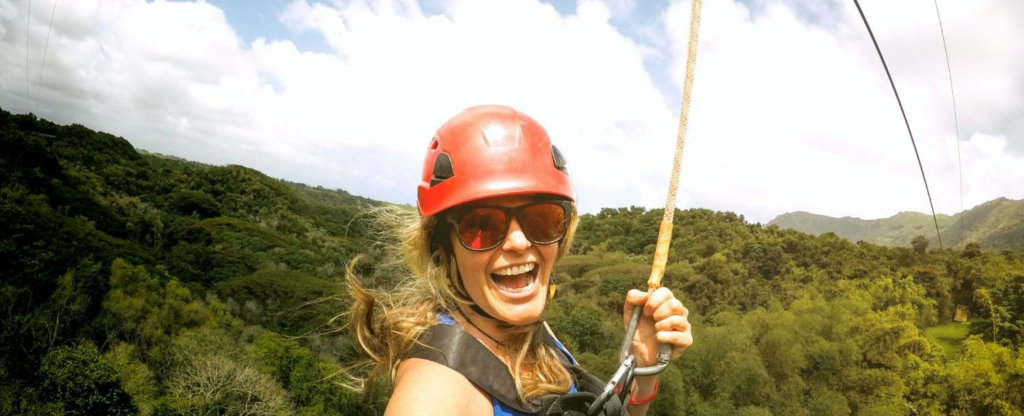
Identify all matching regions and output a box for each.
[449,196,569,326]
[343,105,692,416]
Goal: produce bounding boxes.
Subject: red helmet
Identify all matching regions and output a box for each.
[417,105,574,217]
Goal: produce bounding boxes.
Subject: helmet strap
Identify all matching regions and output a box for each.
[470,304,503,323]
[455,270,515,328]
[455,306,509,348]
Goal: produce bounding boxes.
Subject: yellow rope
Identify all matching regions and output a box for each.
[649,0,703,290]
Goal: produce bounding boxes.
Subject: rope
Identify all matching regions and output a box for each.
[648,0,703,289]
[615,0,703,381]
[852,0,944,250]
[933,0,964,246]
[35,0,58,111]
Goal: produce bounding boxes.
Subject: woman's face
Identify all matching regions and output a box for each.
[450,194,562,325]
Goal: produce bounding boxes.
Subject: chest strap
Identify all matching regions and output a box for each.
[406,324,626,415]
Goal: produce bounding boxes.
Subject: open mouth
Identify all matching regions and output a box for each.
[490,262,538,295]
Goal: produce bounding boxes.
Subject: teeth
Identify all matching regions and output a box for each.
[493,263,536,276]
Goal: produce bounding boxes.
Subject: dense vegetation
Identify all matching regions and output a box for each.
[2,108,1023,415]
[1,109,382,415]
[771,198,1024,251]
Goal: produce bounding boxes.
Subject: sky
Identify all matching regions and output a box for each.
[1,0,1022,223]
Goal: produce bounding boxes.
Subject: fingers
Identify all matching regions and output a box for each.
[623,287,689,321]
[657,330,693,359]
[653,314,689,332]
[625,289,649,306]
[643,287,675,317]
[621,287,693,361]
[653,298,687,322]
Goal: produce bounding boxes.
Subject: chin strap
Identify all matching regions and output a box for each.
[470,303,499,321]
[455,306,509,347]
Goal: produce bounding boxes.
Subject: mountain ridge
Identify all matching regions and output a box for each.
[770,197,1024,251]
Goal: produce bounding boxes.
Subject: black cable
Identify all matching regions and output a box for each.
[26,0,32,104]
[933,0,964,247]
[35,0,57,111]
[852,0,943,249]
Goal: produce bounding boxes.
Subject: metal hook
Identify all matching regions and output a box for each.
[619,305,673,376]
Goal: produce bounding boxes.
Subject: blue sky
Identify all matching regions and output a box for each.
[1,0,1022,223]
[207,0,332,53]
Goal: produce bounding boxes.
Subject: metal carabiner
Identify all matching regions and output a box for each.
[587,356,635,415]
[619,305,673,376]
[587,302,674,415]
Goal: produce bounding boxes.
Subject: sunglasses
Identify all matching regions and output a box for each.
[447,200,573,251]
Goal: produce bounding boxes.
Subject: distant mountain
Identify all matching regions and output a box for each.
[770,198,1024,251]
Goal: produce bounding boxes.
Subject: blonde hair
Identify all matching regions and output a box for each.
[345,201,579,403]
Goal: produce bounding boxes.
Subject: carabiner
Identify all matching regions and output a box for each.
[587,356,635,415]
[619,305,673,376]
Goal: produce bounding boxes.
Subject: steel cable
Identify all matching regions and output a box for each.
[35,0,58,111]
[933,0,964,247]
[852,0,944,249]
[26,0,32,103]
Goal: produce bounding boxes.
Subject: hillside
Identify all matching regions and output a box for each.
[770,198,1024,251]
[3,107,1024,415]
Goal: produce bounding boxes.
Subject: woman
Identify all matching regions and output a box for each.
[347,105,693,415]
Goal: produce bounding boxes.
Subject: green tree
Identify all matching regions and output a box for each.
[946,336,1024,415]
[102,259,210,362]
[912,235,930,256]
[39,344,138,415]
[104,343,158,416]
[249,331,370,415]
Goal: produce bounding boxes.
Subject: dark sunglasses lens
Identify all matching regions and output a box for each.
[521,203,567,244]
[458,207,507,250]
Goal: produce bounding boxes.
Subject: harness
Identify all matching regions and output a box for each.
[407,323,628,416]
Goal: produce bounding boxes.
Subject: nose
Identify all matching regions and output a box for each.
[502,218,532,252]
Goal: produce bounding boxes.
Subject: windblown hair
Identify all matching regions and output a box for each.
[345,202,579,403]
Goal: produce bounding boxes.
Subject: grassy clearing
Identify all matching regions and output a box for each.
[925,322,972,358]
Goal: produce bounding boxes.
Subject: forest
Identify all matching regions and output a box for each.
[2,107,1023,415]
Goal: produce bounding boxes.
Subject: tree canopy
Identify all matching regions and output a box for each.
[3,107,1024,415]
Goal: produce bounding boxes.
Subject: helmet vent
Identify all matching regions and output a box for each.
[430,153,455,187]
[551,145,568,174]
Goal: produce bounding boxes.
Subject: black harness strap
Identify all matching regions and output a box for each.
[407,324,626,416]
[410,324,526,411]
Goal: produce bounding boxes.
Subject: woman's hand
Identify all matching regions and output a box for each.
[623,287,693,367]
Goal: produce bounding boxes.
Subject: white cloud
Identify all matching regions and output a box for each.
[1,0,683,213]
[662,0,1024,221]
[0,0,1020,222]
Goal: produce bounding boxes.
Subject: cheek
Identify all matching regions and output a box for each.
[539,245,560,277]
[450,237,490,291]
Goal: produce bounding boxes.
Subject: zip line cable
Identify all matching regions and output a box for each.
[852,0,943,250]
[25,0,32,105]
[35,0,58,112]
[933,0,964,247]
